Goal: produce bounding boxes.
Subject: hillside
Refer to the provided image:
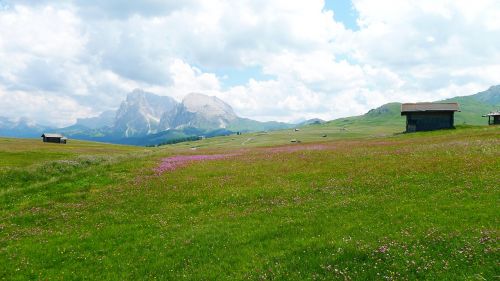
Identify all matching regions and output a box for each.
[1,127,498,279]
[322,86,500,131]
[470,85,500,104]
[443,86,499,125]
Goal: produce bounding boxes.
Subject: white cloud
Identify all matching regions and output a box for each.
[353,0,500,70]
[152,59,222,100]
[0,0,499,126]
[0,5,85,86]
[0,87,94,124]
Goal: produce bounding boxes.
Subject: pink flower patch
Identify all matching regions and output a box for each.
[154,153,239,175]
[154,143,332,175]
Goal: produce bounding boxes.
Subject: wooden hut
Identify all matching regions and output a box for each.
[483,112,500,125]
[41,133,67,144]
[401,103,459,132]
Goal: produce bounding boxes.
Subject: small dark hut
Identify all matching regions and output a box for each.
[401,103,459,132]
[41,133,67,144]
[483,112,500,125]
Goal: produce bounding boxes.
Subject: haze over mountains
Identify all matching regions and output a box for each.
[1,86,499,145]
[0,117,50,138]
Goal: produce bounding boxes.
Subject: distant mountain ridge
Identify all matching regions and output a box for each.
[0,117,49,138]
[76,110,115,129]
[58,89,292,144]
[469,85,500,105]
[1,85,498,145]
[298,118,327,126]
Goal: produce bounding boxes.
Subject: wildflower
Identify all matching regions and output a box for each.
[154,153,240,175]
[378,245,389,253]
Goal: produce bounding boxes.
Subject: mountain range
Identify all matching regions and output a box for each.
[0,89,294,145]
[0,117,50,138]
[1,86,498,145]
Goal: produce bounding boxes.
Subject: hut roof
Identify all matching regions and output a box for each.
[401,103,459,114]
[483,111,500,117]
[41,133,64,138]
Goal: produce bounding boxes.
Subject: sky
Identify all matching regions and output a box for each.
[0,0,499,127]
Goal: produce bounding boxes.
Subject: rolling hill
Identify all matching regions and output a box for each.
[324,85,499,130]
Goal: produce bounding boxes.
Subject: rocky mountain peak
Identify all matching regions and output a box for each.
[114,89,179,137]
[158,93,239,131]
[182,93,237,120]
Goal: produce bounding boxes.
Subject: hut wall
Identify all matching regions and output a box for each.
[405,111,454,132]
[44,137,62,143]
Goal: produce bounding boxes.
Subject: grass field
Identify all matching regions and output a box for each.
[0,126,499,280]
[170,113,405,150]
[0,138,143,168]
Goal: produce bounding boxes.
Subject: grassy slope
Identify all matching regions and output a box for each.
[446,86,499,125]
[0,138,142,168]
[0,126,499,280]
[167,103,405,150]
[444,96,498,125]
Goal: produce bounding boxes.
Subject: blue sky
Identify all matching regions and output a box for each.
[323,0,358,31]
[0,0,499,126]
[210,66,275,88]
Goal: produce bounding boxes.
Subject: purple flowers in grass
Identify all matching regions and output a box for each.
[154,143,333,175]
[154,153,239,175]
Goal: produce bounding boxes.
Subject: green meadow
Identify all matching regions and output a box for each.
[0,126,499,280]
[0,138,142,168]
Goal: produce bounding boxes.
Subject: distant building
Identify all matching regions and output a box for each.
[401,103,460,132]
[41,133,67,144]
[483,112,500,125]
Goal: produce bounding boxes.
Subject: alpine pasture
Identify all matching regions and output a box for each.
[1,126,499,280]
